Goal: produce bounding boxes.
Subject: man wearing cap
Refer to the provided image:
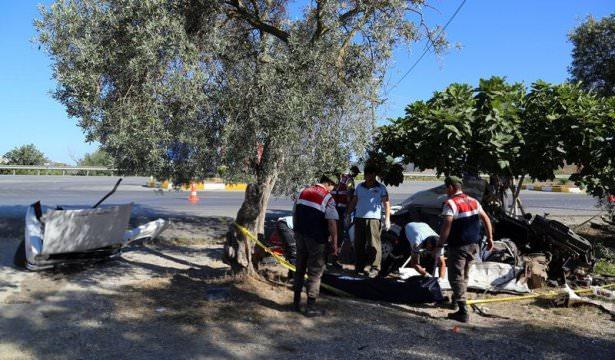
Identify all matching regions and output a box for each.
[438,176,494,323]
[329,165,360,268]
[292,174,339,317]
[346,165,391,277]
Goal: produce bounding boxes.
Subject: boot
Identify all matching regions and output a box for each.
[447,301,469,323]
[293,291,302,313]
[304,297,325,318]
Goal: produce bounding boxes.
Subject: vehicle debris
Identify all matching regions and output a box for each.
[13,178,168,270]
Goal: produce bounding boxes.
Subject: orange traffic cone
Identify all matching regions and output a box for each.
[188,182,199,203]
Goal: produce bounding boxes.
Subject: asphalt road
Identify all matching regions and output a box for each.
[0,176,602,220]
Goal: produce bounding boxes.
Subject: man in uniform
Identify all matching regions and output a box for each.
[346,165,390,277]
[293,174,339,317]
[437,176,494,323]
[329,165,360,268]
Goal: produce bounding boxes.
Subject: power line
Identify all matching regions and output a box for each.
[388,0,467,91]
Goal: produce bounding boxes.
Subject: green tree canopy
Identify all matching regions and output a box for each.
[569,14,615,97]
[375,77,615,213]
[78,149,113,167]
[3,144,48,166]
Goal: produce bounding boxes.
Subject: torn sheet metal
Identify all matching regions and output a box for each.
[399,261,531,294]
[24,203,167,270]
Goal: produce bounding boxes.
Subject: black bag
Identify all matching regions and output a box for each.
[321,273,443,303]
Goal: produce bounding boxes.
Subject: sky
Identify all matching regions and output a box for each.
[0,1,613,164]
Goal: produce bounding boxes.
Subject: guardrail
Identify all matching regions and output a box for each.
[0,165,116,176]
[401,172,571,180]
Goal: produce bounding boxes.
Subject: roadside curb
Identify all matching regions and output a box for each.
[146,180,247,192]
[522,184,583,193]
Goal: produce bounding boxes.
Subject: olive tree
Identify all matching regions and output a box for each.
[569,14,615,97]
[37,0,446,273]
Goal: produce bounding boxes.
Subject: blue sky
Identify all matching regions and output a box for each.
[1,1,613,164]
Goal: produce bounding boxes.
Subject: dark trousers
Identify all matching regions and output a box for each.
[354,218,382,272]
[447,243,479,302]
[294,233,326,299]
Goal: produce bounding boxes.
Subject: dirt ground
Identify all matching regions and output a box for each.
[1,216,614,360]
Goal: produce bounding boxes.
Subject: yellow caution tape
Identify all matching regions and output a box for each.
[467,283,615,305]
[233,223,352,297]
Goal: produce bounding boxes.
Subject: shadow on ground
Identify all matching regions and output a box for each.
[1,260,614,359]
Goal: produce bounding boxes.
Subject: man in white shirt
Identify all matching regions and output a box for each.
[404,222,446,278]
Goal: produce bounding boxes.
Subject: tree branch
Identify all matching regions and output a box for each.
[224,0,289,43]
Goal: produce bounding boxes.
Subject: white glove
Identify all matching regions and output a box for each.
[384,217,391,231]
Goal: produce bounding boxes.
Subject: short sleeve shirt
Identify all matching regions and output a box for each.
[404,222,441,254]
[354,181,389,219]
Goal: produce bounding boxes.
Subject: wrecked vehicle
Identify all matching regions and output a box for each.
[391,177,596,284]
[14,179,168,271]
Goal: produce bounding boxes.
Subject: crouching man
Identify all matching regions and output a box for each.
[404,222,446,278]
[438,176,493,323]
[293,174,339,317]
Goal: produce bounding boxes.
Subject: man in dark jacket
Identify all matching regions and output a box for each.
[293,174,339,317]
[438,176,493,323]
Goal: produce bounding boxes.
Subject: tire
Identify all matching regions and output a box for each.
[13,239,27,269]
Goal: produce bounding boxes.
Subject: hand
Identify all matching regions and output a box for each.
[332,242,339,256]
[384,217,391,231]
[486,238,494,252]
[423,272,432,278]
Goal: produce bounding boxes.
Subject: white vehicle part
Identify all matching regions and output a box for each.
[399,261,530,294]
[123,218,169,243]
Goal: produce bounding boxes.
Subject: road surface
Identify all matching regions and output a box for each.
[0,176,601,221]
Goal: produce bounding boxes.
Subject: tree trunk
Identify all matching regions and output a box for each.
[509,175,525,218]
[223,171,278,275]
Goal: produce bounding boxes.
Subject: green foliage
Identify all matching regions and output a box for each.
[3,144,48,165]
[378,83,475,177]
[37,0,446,196]
[363,150,404,186]
[375,77,615,205]
[78,149,113,167]
[376,77,525,179]
[568,14,615,97]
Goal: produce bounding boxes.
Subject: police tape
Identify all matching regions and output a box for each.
[466,283,615,305]
[232,223,352,297]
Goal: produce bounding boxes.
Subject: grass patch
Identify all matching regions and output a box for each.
[594,259,615,276]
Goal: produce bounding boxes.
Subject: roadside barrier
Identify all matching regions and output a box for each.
[521,184,583,193]
[146,179,247,191]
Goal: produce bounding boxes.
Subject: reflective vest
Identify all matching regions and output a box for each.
[331,173,353,207]
[294,184,334,243]
[444,193,482,247]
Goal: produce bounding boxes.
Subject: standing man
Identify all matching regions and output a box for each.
[293,174,339,317]
[438,176,493,323]
[346,165,391,277]
[329,165,360,267]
